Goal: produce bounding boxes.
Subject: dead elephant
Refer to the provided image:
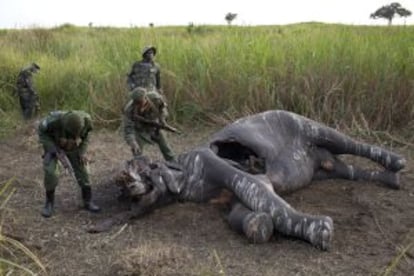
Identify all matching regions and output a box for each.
[90,110,406,251]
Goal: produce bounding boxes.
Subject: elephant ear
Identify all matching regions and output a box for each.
[206,114,282,174]
[206,111,303,192]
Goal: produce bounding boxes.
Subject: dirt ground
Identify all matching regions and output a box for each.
[1,123,413,276]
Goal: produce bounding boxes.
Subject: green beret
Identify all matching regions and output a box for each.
[63,112,84,138]
[131,87,147,101]
[141,45,156,57]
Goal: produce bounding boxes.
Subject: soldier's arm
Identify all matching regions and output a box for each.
[122,110,140,150]
[126,62,138,90]
[78,116,93,155]
[38,119,57,152]
[158,99,169,125]
[23,72,37,93]
[155,64,161,91]
[148,92,168,124]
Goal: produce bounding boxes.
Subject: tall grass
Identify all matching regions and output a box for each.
[0,178,46,275]
[0,23,413,134]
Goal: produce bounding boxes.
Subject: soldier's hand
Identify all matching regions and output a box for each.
[131,144,142,157]
[58,138,68,149]
[35,102,40,112]
[79,154,89,166]
[60,138,77,151]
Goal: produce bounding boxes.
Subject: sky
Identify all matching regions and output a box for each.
[0,0,413,29]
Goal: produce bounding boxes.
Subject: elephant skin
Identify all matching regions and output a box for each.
[91,110,406,251]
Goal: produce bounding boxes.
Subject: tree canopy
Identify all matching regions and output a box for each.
[225,12,237,25]
[370,2,412,25]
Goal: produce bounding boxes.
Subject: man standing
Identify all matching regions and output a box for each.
[38,110,100,217]
[122,87,175,161]
[16,63,41,120]
[127,45,163,94]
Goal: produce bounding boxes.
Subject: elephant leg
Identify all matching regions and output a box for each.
[227,201,274,243]
[313,156,401,189]
[310,125,405,172]
[200,150,333,250]
[226,173,333,250]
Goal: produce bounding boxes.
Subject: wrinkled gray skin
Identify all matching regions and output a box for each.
[93,110,406,251]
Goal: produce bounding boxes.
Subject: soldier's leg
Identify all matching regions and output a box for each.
[27,96,36,119]
[154,131,175,161]
[66,151,100,212]
[41,153,59,217]
[227,201,274,244]
[19,94,33,120]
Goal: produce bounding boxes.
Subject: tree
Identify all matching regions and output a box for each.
[225,12,237,25]
[186,22,194,34]
[370,2,412,25]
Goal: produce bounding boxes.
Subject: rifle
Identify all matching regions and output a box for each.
[133,114,181,134]
[152,121,182,134]
[55,148,78,183]
[138,91,182,134]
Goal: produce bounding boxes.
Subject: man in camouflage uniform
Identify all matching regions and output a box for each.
[38,110,101,217]
[127,46,163,94]
[16,63,41,120]
[122,87,175,161]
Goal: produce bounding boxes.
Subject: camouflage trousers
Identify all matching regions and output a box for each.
[135,129,175,161]
[43,149,90,192]
[19,92,39,120]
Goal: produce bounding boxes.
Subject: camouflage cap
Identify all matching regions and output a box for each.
[130,87,147,101]
[141,45,156,57]
[62,112,84,138]
[32,62,40,70]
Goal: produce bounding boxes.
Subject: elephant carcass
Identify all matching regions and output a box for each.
[93,110,406,251]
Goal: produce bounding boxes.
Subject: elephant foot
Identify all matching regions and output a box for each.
[379,171,401,190]
[243,212,274,244]
[306,216,334,251]
[386,157,406,172]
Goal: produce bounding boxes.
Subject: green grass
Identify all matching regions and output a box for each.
[0,178,46,275]
[0,23,413,136]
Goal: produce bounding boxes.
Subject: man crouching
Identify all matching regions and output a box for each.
[38,110,100,217]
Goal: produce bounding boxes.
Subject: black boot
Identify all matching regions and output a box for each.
[41,190,55,218]
[81,186,101,213]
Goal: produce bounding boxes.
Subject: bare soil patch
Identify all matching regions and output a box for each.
[1,124,413,276]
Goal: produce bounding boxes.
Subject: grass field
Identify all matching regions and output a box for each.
[0,23,413,136]
[0,22,413,275]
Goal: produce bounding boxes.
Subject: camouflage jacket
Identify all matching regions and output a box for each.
[122,91,168,145]
[38,110,93,154]
[127,60,161,92]
[16,67,37,95]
